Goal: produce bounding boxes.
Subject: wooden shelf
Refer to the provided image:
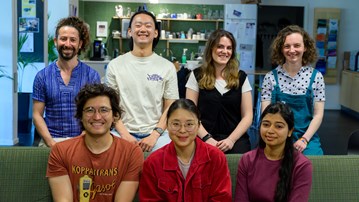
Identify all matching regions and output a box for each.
[112,16,221,53]
[113,16,223,22]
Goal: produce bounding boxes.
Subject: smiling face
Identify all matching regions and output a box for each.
[55,26,82,61]
[212,36,233,68]
[282,32,306,65]
[128,13,158,49]
[81,96,114,137]
[260,112,293,150]
[167,108,199,150]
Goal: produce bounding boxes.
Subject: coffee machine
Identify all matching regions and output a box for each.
[90,39,105,61]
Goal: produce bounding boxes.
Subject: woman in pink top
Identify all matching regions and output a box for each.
[235,102,312,202]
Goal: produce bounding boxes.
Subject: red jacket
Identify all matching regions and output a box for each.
[139,137,232,202]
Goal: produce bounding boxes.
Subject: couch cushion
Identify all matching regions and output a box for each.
[308,155,359,202]
[0,147,52,202]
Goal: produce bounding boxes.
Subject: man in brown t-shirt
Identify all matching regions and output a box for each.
[47,83,143,202]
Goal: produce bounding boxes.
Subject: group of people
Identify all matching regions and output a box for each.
[33,9,325,202]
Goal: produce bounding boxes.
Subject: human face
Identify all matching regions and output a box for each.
[167,108,199,150]
[282,33,306,65]
[212,36,233,67]
[260,113,293,150]
[81,96,114,137]
[55,26,82,61]
[128,14,158,48]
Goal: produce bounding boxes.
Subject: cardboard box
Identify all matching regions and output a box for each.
[343,51,350,70]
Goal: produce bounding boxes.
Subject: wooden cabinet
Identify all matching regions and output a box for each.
[340,70,359,112]
[112,16,223,55]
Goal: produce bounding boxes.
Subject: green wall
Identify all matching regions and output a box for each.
[79,2,223,60]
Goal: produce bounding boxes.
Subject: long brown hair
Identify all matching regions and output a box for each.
[198,29,240,90]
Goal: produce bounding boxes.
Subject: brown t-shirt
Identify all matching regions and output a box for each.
[47,134,143,201]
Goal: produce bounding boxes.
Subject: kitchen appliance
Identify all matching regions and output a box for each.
[90,39,105,61]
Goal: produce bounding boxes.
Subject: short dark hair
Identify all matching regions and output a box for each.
[74,83,123,130]
[166,99,201,125]
[55,16,90,56]
[127,10,160,51]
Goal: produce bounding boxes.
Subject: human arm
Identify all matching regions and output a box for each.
[48,175,73,202]
[294,101,325,152]
[138,98,175,152]
[105,62,138,144]
[186,87,218,147]
[288,157,313,201]
[217,91,253,152]
[47,144,73,201]
[114,119,138,144]
[115,145,143,201]
[234,155,250,202]
[261,100,271,113]
[260,72,274,113]
[114,181,139,202]
[32,100,56,147]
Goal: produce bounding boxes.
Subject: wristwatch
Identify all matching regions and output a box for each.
[153,127,164,136]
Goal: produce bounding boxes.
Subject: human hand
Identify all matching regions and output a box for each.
[47,140,57,148]
[217,138,235,152]
[121,132,138,144]
[205,137,218,147]
[293,139,307,153]
[138,132,158,152]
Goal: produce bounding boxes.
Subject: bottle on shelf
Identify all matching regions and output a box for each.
[182,48,188,64]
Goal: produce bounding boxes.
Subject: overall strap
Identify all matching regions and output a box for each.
[272,69,280,85]
[308,69,318,90]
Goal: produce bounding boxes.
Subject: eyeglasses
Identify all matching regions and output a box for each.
[83,107,112,117]
[168,121,197,132]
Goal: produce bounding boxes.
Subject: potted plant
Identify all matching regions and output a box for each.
[0,65,13,80]
[17,33,40,146]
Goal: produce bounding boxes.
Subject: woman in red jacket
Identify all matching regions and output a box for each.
[139,98,232,201]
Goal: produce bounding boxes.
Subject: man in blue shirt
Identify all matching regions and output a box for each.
[33,16,100,147]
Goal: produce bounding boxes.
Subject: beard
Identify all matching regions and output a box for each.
[57,45,78,61]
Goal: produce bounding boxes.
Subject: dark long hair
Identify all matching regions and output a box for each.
[259,102,295,202]
[166,99,201,125]
[127,10,160,51]
[74,83,123,130]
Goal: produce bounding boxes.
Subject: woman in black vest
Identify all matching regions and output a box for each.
[186,29,253,153]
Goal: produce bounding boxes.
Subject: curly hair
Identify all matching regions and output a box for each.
[271,25,317,66]
[74,83,123,131]
[259,102,295,202]
[198,29,240,90]
[55,16,90,56]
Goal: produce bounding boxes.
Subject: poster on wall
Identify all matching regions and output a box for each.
[19,17,40,33]
[19,33,34,52]
[22,0,36,17]
[96,21,108,37]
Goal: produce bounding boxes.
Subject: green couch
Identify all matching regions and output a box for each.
[1,147,359,202]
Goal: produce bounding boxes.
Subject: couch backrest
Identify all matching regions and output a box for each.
[0,147,52,202]
[1,147,359,202]
[225,154,359,202]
